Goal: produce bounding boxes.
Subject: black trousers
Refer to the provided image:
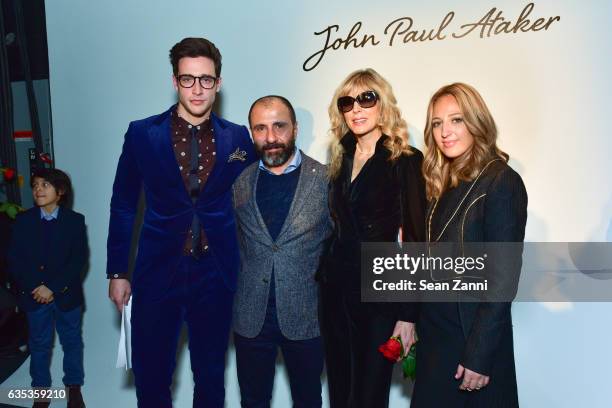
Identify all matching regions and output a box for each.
[234,287,324,408]
[319,283,396,408]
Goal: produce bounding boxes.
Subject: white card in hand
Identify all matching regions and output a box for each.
[115,295,132,369]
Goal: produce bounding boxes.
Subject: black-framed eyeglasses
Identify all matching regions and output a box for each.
[176,74,217,89]
[337,90,379,113]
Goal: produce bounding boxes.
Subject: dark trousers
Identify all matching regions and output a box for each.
[131,255,233,408]
[319,283,396,408]
[234,291,324,408]
[26,303,84,387]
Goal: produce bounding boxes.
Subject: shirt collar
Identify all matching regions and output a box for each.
[258,148,302,175]
[171,107,212,131]
[40,206,59,221]
[339,132,389,158]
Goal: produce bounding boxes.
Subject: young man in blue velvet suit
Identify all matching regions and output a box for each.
[8,168,87,408]
[107,37,255,407]
[232,96,332,407]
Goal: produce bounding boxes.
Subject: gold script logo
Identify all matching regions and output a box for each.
[303,3,560,72]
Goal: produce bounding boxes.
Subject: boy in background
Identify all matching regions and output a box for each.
[8,168,87,408]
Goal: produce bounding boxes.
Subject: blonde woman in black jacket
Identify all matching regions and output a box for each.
[411,83,527,408]
[318,68,426,408]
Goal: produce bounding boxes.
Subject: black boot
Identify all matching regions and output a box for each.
[67,385,86,408]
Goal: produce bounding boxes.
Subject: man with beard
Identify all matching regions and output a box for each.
[231,96,332,407]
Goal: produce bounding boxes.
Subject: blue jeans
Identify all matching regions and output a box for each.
[26,303,84,387]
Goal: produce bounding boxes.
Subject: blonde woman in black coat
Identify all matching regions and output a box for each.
[411,83,527,408]
[319,68,426,408]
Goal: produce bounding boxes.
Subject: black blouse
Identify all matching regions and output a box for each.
[324,132,426,320]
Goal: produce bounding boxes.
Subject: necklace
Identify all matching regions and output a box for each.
[427,199,438,243]
[355,143,374,155]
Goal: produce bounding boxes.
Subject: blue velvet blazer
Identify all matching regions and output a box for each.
[106,106,255,298]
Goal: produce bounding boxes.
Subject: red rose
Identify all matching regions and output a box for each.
[378,336,403,361]
[3,168,15,182]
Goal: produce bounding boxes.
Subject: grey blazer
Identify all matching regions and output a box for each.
[232,152,332,340]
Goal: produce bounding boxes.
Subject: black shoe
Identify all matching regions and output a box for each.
[32,402,50,408]
[67,385,86,408]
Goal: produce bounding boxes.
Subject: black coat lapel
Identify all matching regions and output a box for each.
[427,159,502,242]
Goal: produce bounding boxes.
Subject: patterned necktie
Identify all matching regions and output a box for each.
[189,126,201,257]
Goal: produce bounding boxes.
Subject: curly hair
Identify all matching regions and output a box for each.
[422,82,509,200]
[30,167,74,208]
[328,68,412,180]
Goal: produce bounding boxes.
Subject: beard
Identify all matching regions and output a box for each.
[256,138,296,168]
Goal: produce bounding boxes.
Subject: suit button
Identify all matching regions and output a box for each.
[39,265,45,271]
[272,245,279,252]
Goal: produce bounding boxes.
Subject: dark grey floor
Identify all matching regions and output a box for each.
[0,351,28,385]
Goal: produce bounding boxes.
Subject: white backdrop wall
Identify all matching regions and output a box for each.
[5,0,611,406]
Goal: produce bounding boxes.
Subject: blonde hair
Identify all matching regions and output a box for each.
[423,83,508,200]
[328,68,412,180]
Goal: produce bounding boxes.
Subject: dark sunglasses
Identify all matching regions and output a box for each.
[337,90,379,113]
